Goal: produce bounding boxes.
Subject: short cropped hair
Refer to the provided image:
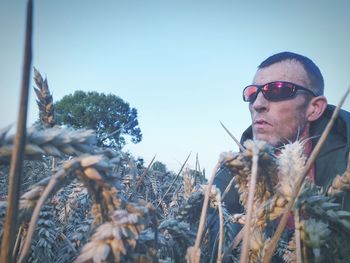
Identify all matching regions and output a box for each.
[258,51,324,96]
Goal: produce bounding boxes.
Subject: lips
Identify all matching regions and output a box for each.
[254,119,272,126]
[253,119,272,131]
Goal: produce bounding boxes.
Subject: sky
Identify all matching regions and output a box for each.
[0,0,349,175]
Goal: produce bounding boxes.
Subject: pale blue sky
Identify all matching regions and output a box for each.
[1,1,349,173]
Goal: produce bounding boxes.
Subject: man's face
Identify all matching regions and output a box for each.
[249,60,312,147]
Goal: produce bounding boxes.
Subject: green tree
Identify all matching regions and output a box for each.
[54,90,142,149]
[152,161,167,173]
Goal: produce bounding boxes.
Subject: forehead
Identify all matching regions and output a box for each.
[253,59,311,87]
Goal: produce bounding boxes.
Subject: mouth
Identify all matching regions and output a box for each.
[254,119,272,126]
[253,119,272,132]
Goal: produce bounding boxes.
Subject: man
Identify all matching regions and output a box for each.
[207,51,350,262]
[214,51,350,214]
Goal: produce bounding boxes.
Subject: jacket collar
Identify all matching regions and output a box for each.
[310,105,350,157]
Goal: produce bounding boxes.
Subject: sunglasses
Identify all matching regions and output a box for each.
[243,81,316,102]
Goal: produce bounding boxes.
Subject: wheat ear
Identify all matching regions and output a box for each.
[18,156,90,263]
[0,127,98,162]
[18,154,120,263]
[75,201,154,262]
[328,152,350,195]
[17,168,66,263]
[33,68,56,128]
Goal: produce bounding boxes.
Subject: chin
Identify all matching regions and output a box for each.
[253,134,279,147]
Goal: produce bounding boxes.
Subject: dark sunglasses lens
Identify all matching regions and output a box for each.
[263,82,295,100]
[243,86,258,101]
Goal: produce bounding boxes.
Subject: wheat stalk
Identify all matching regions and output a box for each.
[186,161,222,263]
[294,210,302,263]
[217,190,224,263]
[220,121,245,152]
[215,140,277,262]
[17,156,92,263]
[283,234,296,263]
[135,155,156,190]
[195,152,201,177]
[157,152,191,209]
[0,1,33,261]
[220,140,307,262]
[18,168,68,263]
[240,143,259,263]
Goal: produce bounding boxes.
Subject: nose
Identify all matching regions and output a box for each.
[250,92,269,113]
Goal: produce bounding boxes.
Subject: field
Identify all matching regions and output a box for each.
[1,1,350,262]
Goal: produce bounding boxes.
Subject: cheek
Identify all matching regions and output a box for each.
[249,105,254,119]
[274,109,307,134]
[269,103,293,121]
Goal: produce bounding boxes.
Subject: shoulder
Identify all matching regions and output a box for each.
[312,104,350,143]
[240,125,253,145]
[312,104,350,188]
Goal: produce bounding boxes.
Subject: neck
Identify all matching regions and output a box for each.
[303,138,313,157]
[298,122,311,154]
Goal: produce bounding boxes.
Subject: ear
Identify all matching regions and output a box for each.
[306,96,328,122]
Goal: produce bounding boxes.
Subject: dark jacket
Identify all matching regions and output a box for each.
[214,104,350,213]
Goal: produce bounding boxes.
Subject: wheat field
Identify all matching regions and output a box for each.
[1,2,350,262]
